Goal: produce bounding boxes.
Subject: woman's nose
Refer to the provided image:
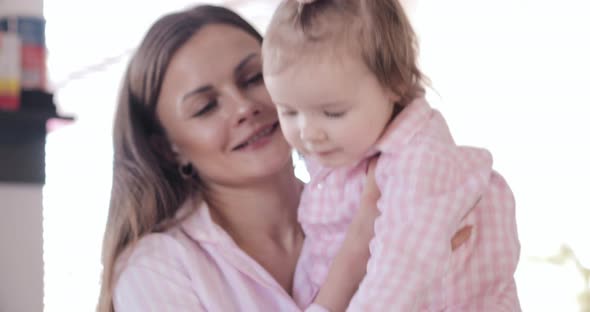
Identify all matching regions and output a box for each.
[229,90,261,125]
[235,100,260,125]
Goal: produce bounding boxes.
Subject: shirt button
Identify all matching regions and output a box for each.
[316,183,323,190]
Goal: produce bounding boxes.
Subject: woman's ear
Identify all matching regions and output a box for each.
[149,134,178,165]
[170,143,190,165]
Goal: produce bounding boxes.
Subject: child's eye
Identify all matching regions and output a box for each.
[323,111,346,118]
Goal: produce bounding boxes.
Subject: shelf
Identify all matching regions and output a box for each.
[0,90,73,184]
[0,109,73,123]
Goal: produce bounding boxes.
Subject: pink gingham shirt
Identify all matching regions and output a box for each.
[113,198,329,312]
[293,98,521,311]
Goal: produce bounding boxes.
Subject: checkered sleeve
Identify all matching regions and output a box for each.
[347,141,494,311]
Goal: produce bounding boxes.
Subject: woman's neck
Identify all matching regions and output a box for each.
[204,164,303,249]
[203,163,305,294]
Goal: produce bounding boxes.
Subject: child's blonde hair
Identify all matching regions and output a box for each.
[263,0,425,106]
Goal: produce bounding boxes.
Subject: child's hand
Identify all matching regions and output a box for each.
[361,155,381,208]
[362,155,473,252]
[347,155,381,253]
[313,155,472,311]
[313,156,381,312]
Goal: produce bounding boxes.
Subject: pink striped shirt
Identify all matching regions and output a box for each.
[293,98,521,311]
[113,199,328,312]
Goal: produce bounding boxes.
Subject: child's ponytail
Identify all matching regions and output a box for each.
[360,0,425,105]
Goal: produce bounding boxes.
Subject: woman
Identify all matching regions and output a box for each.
[98,5,470,311]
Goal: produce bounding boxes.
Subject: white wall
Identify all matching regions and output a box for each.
[0,184,44,312]
[413,1,590,310]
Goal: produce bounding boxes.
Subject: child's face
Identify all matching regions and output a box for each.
[264,55,397,168]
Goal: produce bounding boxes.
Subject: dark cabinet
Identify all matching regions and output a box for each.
[0,91,72,184]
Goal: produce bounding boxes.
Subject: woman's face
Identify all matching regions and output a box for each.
[156,25,292,187]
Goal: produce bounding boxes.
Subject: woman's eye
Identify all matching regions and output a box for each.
[280,110,297,117]
[243,73,263,87]
[193,99,218,117]
[324,111,346,118]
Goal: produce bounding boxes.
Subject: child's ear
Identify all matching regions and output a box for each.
[388,81,409,104]
[387,88,402,104]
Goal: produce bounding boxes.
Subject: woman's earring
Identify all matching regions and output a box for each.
[179,163,194,179]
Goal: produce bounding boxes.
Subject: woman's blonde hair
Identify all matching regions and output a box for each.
[97,5,262,311]
[263,0,425,106]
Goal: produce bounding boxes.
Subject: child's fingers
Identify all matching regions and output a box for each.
[362,155,381,202]
[366,154,379,175]
[451,225,472,251]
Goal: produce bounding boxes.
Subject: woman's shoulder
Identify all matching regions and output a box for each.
[114,225,199,278]
[114,198,224,279]
[117,202,205,262]
[111,225,210,310]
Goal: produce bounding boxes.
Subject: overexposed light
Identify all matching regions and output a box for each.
[42,0,590,311]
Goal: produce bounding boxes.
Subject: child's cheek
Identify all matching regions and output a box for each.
[282,123,300,149]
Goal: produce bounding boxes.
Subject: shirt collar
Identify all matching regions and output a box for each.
[374,96,432,153]
[178,196,235,245]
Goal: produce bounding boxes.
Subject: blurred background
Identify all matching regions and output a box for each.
[1,0,588,311]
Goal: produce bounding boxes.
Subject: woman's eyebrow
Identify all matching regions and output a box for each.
[234,53,258,75]
[179,53,260,105]
[181,85,213,103]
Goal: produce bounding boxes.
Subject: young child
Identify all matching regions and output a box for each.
[262,0,521,311]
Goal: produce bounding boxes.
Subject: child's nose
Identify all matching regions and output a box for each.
[300,123,327,143]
